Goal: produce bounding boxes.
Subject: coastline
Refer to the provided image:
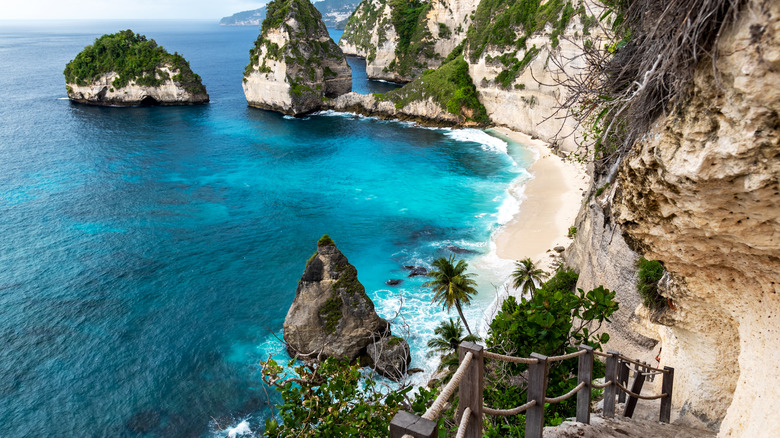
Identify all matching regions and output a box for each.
[491,127,590,282]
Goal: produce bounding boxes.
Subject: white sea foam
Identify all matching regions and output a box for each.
[496,174,531,225]
[445,129,509,155]
[57,97,69,100]
[226,420,252,437]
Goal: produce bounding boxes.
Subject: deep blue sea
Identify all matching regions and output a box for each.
[0,21,534,437]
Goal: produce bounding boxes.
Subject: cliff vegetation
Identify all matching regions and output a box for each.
[63,30,206,95]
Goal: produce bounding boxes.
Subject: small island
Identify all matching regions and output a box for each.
[64,30,209,106]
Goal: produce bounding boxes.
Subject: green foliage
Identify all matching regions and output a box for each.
[333,262,366,298]
[567,226,577,238]
[637,257,665,310]
[317,234,335,247]
[387,335,404,347]
[386,0,436,77]
[484,270,618,431]
[319,296,343,333]
[426,318,480,381]
[438,23,452,39]
[381,56,490,124]
[595,182,610,196]
[495,45,540,89]
[261,357,412,437]
[63,30,205,94]
[423,255,478,335]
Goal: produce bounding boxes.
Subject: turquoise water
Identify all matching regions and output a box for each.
[0,21,534,436]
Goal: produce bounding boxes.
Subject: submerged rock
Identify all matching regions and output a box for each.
[64,30,208,106]
[242,0,352,115]
[283,235,389,361]
[406,266,428,277]
[385,279,403,286]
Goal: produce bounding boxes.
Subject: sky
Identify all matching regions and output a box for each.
[3,0,266,20]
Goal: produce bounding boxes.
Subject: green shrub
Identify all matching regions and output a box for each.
[567,226,577,237]
[637,257,665,310]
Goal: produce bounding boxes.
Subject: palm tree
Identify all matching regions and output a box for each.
[426,318,480,358]
[423,255,478,335]
[511,258,548,296]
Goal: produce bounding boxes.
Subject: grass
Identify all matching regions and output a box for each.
[636,257,666,310]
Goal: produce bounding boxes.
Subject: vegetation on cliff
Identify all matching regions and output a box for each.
[637,257,666,311]
[378,55,490,124]
[63,30,206,94]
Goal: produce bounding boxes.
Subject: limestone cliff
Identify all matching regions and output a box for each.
[339,0,479,82]
[567,0,780,434]
[243,0,352,115]
[464,0,603,152]
[284,236,391,361]
[326,55,488,126]
[64,30,208,106]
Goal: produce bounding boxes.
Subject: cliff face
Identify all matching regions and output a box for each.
[67,67,208,106]
[339,0,478,82]
[243,0,352,115]
[220,0,361,29]
[464,0,602,152]
[569,0,780,434]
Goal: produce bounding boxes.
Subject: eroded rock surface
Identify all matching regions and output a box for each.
[243,0,352,115]
[367,335,410,380]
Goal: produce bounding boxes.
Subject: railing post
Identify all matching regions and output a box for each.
[458,342,483,438]
[576,345,593,424]
[617,360,630,403]
[525,353,548,438]
[603,351,619,418]
[623,363,646,418]
[389,411,437,438]
[659,366,674,423]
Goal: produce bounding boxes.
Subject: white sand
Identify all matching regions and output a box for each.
[492,127,590,273]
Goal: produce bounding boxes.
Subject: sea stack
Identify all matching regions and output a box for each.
[242,0,352,115]
[284,235,410,379]
[63,30,208,106]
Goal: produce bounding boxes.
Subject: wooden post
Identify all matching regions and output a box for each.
[458,342,484,438]
[603,351,619,418]
[659,366,674,423]
[389,411,437,438]
[525,353,548,438]
[576,345,593,424]
[617,361,630,403]
[623,367,646,418]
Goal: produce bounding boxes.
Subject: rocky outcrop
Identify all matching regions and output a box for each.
[220,0,361,29]
[326,92,459,125]
[284,236,405,368]
[339,0,479,82]
[567,0,780,434]
[243,0,352,115]
[464,0,604,153]
[64,30,208,106]
[367,335,410,380]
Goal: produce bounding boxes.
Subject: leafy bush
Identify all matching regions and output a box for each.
[484,268,618,433]
[567,226,577,237]
[63,30,205,94]
[637,257,665,310]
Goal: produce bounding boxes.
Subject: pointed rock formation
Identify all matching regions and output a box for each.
[284,235,391,362]
[242,0,352,115]
[64,30,208,106]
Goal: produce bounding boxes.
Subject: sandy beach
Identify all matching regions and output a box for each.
[492,127,590,273]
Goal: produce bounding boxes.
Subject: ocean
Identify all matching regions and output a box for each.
[0,20,534,437]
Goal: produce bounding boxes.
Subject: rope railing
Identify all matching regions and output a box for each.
[483,350,538,364]
[547,349,587,362]
[454,407,472,438]
[615,381,668,400]
[422,351,473,421]
[545,381,586,403]
[482,400,537,417]
[389,343,675,438]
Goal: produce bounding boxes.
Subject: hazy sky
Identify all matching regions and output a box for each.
[4,0,266,20]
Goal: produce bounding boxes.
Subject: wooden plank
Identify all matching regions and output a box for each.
[576,345,593,424]
[623,368,646,418]
[389,411,437,438]
[458,342,484,438]
[660,366,675,423]
[617,361,630,403]
[603,351,619,418]
[525,353,548,438]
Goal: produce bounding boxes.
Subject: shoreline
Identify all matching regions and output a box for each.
[489,126,590,289]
